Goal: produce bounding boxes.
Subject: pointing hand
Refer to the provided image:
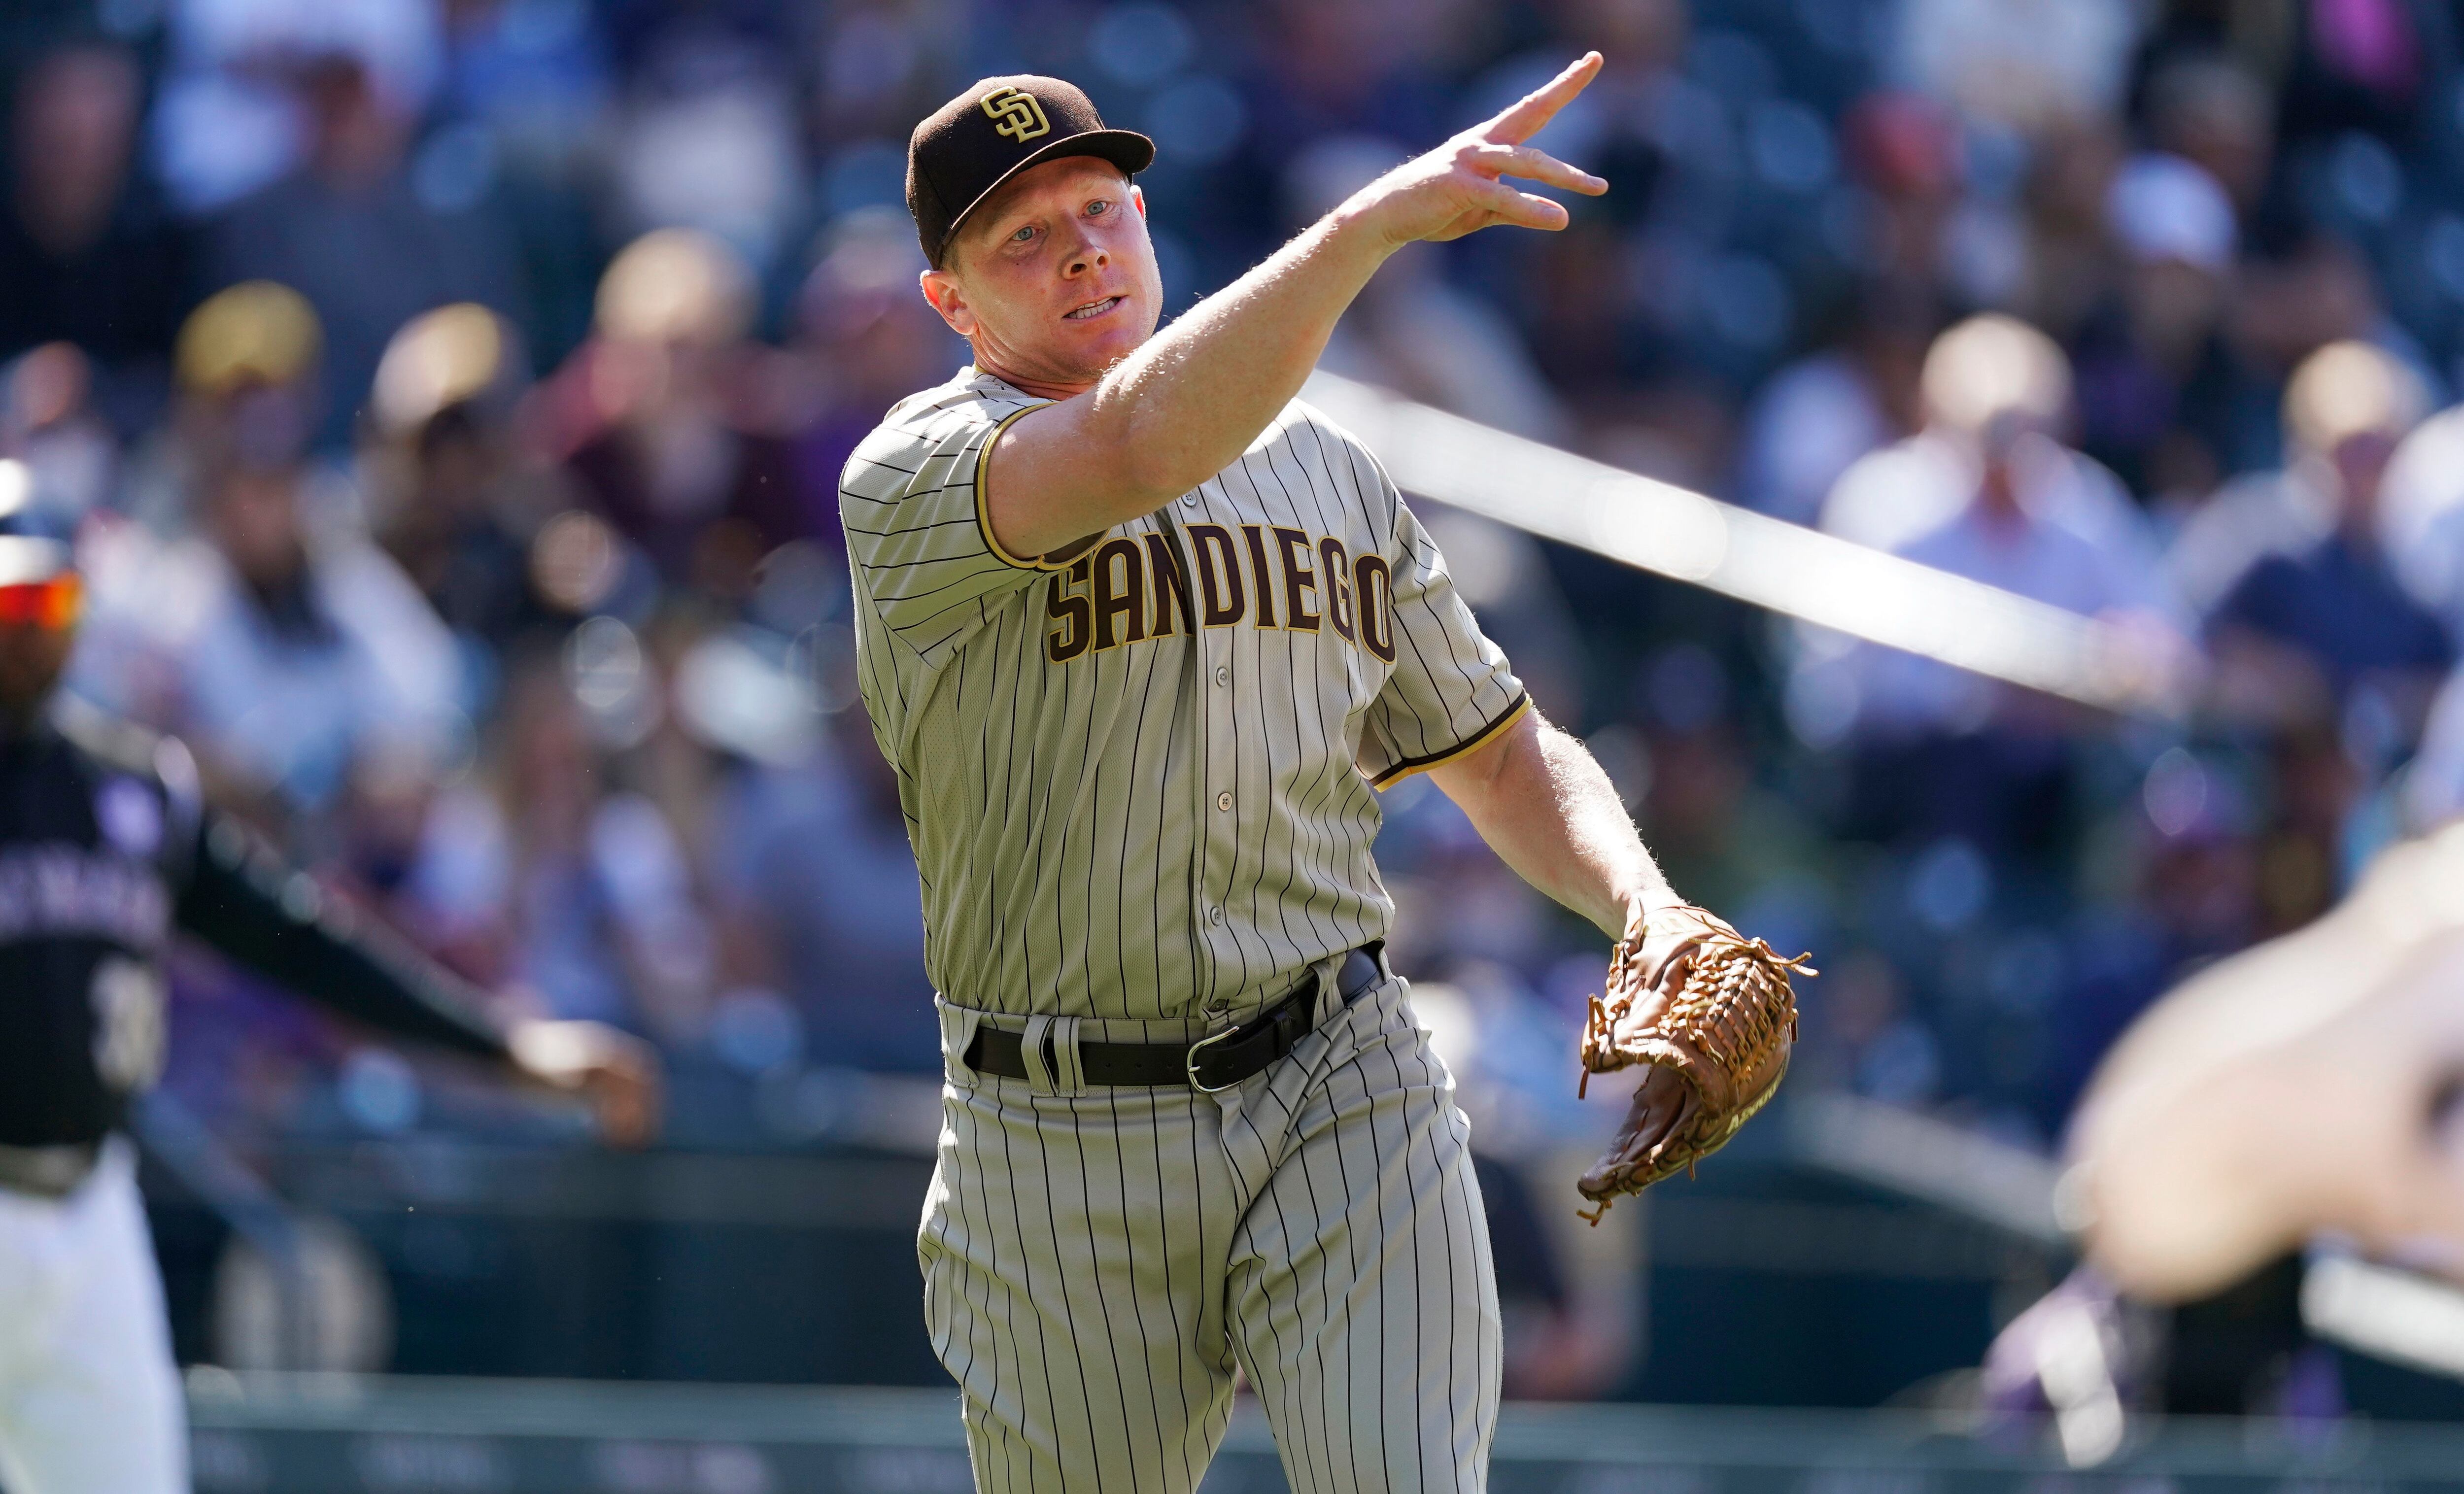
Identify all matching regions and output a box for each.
[1340,52,1609,250]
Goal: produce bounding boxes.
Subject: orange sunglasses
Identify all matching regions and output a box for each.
[0,573,82,629]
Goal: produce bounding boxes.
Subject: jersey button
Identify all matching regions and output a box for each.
[1216,791,1233,812]
[1180,493,1198,508]
[1209,905,1225,925]
[1214,666,1229,686]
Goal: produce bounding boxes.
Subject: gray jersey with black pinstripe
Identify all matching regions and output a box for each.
[843,367,1528,1021]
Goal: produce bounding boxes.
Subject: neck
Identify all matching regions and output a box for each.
[971,346,1096,402]
[1975,462,2032,533]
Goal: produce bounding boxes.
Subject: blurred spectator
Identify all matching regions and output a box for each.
[151,0,444,212]
[362,302,560,653]
[1808,315,2183,856]
[2014,118,2125,342]
[541,228,803,602]
[706,708,940,1074]
[2232,234,2382,379]
[70,281,461,836]
[804,2,941,150]
[1840,93,1969,295]
[2049,749,2260,1127]
[1737,285,1933,526]
[1472,0,1686,225]
[2376,392,2464,640]
[607,43,804,280]
[2069,153,2276,497]
[1821,314,2164,568]
[404,647,710,1041]
[205,49,524,446]
[2180,340,2448,738]
[2273,0,2442,147]
[438,0,615,162]
[1620,644,1832,947]
[1239,0,1460,169]
[1462,0,1686,388]
[1897,0,2144,135]
[1798,948,1942,1108]
[2139,54,2278,218]
[2173,340,2447,927]
[787,207,965,552]
[0,43,194,425]
[1,342,121,526]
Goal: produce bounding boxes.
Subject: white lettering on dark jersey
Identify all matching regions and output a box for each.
[0,844,171,950]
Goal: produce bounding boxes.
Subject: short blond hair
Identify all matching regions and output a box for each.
[177,281,321,395]
[1921,314,2071,436]
[595,228,753,346]
[2284,340,2426,456]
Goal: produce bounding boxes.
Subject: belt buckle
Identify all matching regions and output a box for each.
[1185,1024,1241,1093]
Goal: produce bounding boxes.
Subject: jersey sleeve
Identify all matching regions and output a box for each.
[840,390,1074,652]
[1358,495,1532,787]
[173,812,513,1062]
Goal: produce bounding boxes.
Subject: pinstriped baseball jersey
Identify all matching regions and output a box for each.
[843,367,1528,1021]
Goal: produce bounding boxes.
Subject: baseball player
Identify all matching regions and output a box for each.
[0,528,658,1494]
[849,56,1707,1491]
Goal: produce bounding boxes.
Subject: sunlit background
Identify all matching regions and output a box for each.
[12,0,2464,1486]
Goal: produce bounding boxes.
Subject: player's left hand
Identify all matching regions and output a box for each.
[1574,901,1809,1220]
[508,1019,664,1148]
[1575,898,1713,1187]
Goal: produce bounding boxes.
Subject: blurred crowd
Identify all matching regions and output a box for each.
[15,0,2464,1362]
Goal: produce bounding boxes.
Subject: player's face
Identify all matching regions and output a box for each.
[923,158,1164,395]
[0,573,79,721]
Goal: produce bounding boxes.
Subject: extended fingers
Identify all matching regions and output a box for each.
[1467,143,1607,195]
[1465,178,1572,232]
[1482,51,1604,144]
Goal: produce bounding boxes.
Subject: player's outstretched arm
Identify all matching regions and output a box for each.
[174,811,662,1146]
[983,53,1608,558]
[1423,707,1675,941]
[1432,709,1807,1211]
[1426,708,1696,1139]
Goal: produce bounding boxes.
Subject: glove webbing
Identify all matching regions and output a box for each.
[1665,936,1812,1083]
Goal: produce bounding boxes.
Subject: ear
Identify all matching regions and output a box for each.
[919,267,976,338]
[1130,183,1148,220]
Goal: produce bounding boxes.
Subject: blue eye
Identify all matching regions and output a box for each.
[1011,225,1034,243]
[1087,199,1109,217]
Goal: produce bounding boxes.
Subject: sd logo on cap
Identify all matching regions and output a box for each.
[980,86,1051,143]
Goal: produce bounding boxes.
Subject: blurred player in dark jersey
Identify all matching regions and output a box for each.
[0,521,658,1494]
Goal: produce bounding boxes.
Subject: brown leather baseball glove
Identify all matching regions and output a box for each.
[1575,903,1812,1222]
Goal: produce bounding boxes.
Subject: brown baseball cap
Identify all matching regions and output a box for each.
[907,75,1155,269]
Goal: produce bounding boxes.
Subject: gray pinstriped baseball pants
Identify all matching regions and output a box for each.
[922,971,1502,1493]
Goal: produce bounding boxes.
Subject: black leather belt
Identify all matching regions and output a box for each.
[965,944,1386,1091]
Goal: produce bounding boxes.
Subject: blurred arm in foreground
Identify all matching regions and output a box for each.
[2069,820,2464,1300]
[0,525,659,1154]
[173,795,662,1148]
